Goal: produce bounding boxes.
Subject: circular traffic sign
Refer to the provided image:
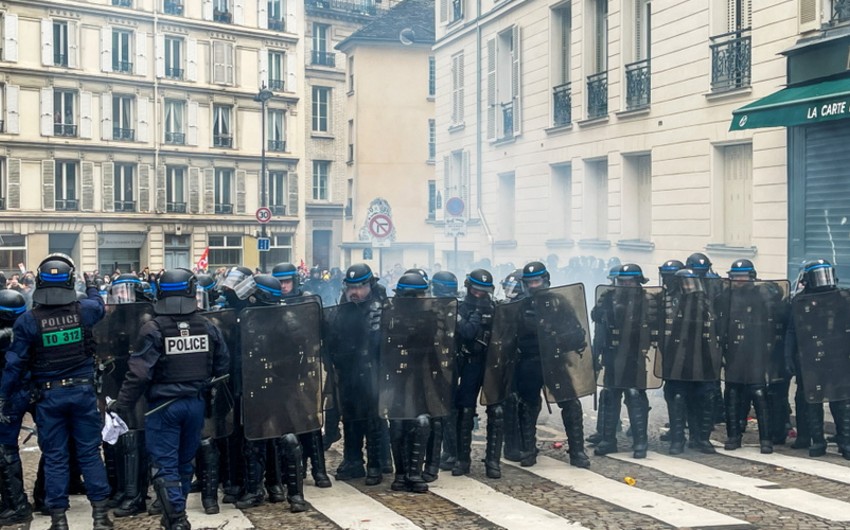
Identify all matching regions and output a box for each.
[368,213,393,238]
[445,197,465,217]
[256,207,272,224]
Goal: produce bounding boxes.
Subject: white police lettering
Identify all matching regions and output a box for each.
[164,334,209,355]
[41,314,80,328]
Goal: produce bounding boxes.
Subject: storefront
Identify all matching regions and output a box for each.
[98,232,147,275]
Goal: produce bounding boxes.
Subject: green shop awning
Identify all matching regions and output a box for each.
[730,76,850,131]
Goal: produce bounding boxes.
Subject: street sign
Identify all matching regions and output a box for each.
[446,197,465,217]
[368,213,393,239]
[445,217,467,237]
[257,237,270,252]
[256,207,272,224]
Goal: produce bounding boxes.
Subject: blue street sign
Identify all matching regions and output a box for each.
[258,237,270,251]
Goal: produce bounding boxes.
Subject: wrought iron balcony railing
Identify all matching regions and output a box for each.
[710,28,751,92]
[55,199,79,211]
[113,60,133,73]
[834,0,850,23]
[165,131,185,144]
[268,79,285,91]
[270,204,286,216]
[312,50,336,67]
[625,59,651,110]
[164,0,183,15]
[268,140,286,152]
[587,71,608,119]
[113,128,135,141]
[213,9,232,23]
[165,66,183,79]
[54,53,68,67]
[500,100,514,140]
[215,203,233,214]
[54,124,78,137]
[305,0,384,16]
[167,202,187,213]
[268,17,284,31]
[114,200,136,212]
[552,82,571,126]
[214,135,233,148]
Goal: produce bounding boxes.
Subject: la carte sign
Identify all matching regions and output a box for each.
[807,100,848,120]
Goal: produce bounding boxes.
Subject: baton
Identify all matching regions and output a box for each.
[144,374,230,417]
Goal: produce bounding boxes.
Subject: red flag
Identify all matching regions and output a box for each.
[196,247,210,271]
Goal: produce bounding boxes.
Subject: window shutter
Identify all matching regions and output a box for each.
[203,168,214,213]
[225,42,234,84]
[41,19,53,66]
[189,167,201,213]
[79,91,93,139]
[155,34,165,78]
[288,172,298,215]
[258,1,268,29]
[156,165,166,212]
[202,0,213,21]
[259,49,269,88]
[137,97,150,143]
[6,159,20,209]
[286,0,296,34]
[80,161,94,211]
[637,156,652,241]
[188,101,199,146]
[100,27,112,72]
[461,151,470,215]
[139,164,151,212]
[102,162,115,212]
[724,144,752,246]
[3,13,18,62]
[635,0,643,61]
[442,156,451,213]
[486,40,496,139]
[511,25,521,135]
[212,41,225,84]
[286,51,296,92]
[234,0,245,25]
[40,87,54,137]
[68,21,78,68]
[186,38,198,81]
[42,160,56,211]
[742,0,752,28]
[440,0,448,24]
[799,0,821,32]
[5,85,19,134]
[236,169,246,213]
[101,93,113,140]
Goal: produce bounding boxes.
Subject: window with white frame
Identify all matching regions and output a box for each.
[451,52,464,125]
[163,0,184,15]
[212,40,234,84]
[114,163,136,212]
[164,99,185,144]
[552,5,571,126]
[0,158,6,209]
[721,143,752,246]
[53,90,76,137]
[585,159,608,239]
[166,165,186,212]
[268,109,285,151]
[488,27,521,140]
[55,160,78,211]
[269,170,287,215]
[0,235,25,274]
[164,36,183,79]
[267,234,292,264]
[53,20,71,66]
[428,119,436,161]
[312,160,329,200]
[267,0,284,30]
[428,180,437,220]
[112,29,133,73]
[214,168,233,213]
[428,56,436,97]
[550,164,572,240]
[112,94,135,141]
[212,104,233,147]
[312,86,330,132]
[268,50,284,90]
[498,172,516,241]
[208,234,241,268]
[444,150,469,212]
[621,155,652,241]
[312,23,333,66]
[213,0,233,23]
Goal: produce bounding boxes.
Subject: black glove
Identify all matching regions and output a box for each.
[468,310,482,327]
[0,399,10,424]
[84,272,97,290]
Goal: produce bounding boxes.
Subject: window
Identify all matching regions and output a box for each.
[213,0,233,23]
[450,0,464,23]
[312,87,330,132]
[268,109,285,151]
[53,20,70,66]
[0,235,25,273]
[164,99,185,144]
[164,0,184,15]
[428,180,437,220]
[268,0,284,30]
[428,56,436,97]
[312,23,334,66]
[488,27,521,139]
[166,166,186,212]
[552,6,572,126]
[213,105,233,147]
[444,150,469,213]
[164,37,183,79]
[622,155,652,241]
[721,144,752,246]
[710,0,751,92]
[53,90,76,137]
[113,0,133,6]
[587,0,608,118]
[267,234,292,264]
[585,159,608,239]
[114,163,136,212]
[312,160,329,200]
[348,56,354,92]
[268,50,284,90]
[214,168,233,213]
[212,40,234,85]
[112,29,133,73]
[625,0,651,109]
[498,173,516,241]
[55,160,78,211]
[347,120,354,162]
[208,235,241,269]
[428,119,436,161]
[550,165,572,239]
[451,52,464,125]
[0,159,6,209]
[269,171,287,215]
[112,95,135,141]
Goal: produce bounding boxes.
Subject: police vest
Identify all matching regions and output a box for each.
[31,303,90,373]
[153,314,212,384]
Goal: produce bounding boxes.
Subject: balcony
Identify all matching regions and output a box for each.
[312,50,336,67]
[214,135,233,148]
[587,71,608,119]
[112,0,132,6]
[54,124,78,137]
[268,140,286,152]
[552,82,571,127]
[268,79,285,91]
[834,0,850,23]
[54,53,68,67]
[625,59,651,110]
[113,128,135,141]
[213,9,232,23]
[113,60,133,73]
[165,66,183,79]
[215,203,233,214]
[114,200,136,212]
[167,202,187,213]
[710,29,751,92]
[305,0,385,16]
[270,204,286,216]
[55,199,79,211]
[499,101,514,140]
[165,131,185,144]
[268,17,284,31]
[164,0,183,15]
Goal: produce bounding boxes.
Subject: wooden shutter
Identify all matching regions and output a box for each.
[461,151,470,216]
[155,34,165,78]
[156,165,166,212]
[79,91,93,139]
[799,0,821,32]
[203,168,214,213]
[187,101,199,145]
[6,159,20,209]
[137,97,150,142]
[40,87,53,137]
[258,0,268,29]
[288,172,298,215]
[637,155,652,241]
[102,162,115,212]
[440,0,448,23]
[101,93,113,140]
[100,27,111,72]
[68,21,78,68]
[186,38,198,81]
[236,169,246,213]
[41,19,53,66]
[212,41,225,84]
[234,0,245,25]
[202,0,213,20]
[42,160,55,211]
[259,49,269,88]
[81,161,94,211]
[286,51,296,92]
[189,167,201,213]
[486,40,496,139]
[224,42,234,84]
[511,25,521,135]
[723,144,752,246]
[3,13,18,62]
[4,85,19,134]
[135,31,147,75]
[139,164,151,212]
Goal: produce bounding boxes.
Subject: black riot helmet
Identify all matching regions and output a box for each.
[343,263,374,287]
[272,262,300,287]
[253,274,283,305]
[395,272,429,297]
[155,268,198,315]
[109,273,141,304]
[465,268,495,296]
[802,259,837,292]
[0,289,27,324]
[616,264,649,286]
[431,271,459,297]
[674,268,703,295]
[501,269,524,300]
[686,253,712,277]
[137,281,156,302]
[221,266,256,300]
[727,259,757,281]
[33,253,77,306]
[659,259,685,277]
[607,266,619,284]
[404,268,430,282]
[522,261,550,292]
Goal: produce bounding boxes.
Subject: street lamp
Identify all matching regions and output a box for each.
[255,84,274,273]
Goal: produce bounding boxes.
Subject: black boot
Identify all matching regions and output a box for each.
[199,438,221,514]
[389,422,407,491]
[518,400,540,467]
[108,438,126,509]
[669,393,686,455]
[625,390,649,459]
[91,499,114,530]
[164,512,191,530]
[236,441,266,509]
[767,380,790,445]
[752,387,773,454]
[724,386,742,450]
[587,388,610,446]
[221,434,243,504]
[439,409,458,470]
[405,415,430,494]
[502,395,521,462]
[562,399,590,468]
[452,408,475,476]
[485,405,504,478]
[103,442,120,508]
[423,417,443,482]
[281,434,307,513]
[336,420,366,481]
[836,400,850,460]
[809,402,827,457]
[791,382,811,449]
[49,509,69,530]
[306,431,332,488]
[323,407,342,451]
[114,430,148,517]
[594,390,620,456]
[266,440,287,503]
[365,418,384,486]
[0,445,32,525]
[694,393,717,454]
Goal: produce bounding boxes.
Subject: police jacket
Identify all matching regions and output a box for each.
[457,295,494,357]
[0,287,104,399]
[115,311,229,407]
[516,293,540,357]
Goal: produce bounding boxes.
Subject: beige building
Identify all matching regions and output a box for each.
[336,0,436,276]
[0,0,304,275]
[433,0,802,279]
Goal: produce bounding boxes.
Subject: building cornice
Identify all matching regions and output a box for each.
[433,0,530,51]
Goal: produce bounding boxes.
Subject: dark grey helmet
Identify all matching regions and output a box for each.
[155,268,198,315]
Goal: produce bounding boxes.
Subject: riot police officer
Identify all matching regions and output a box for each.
[499,269,524,462]
[109,268,230,530]
[0,254,113,530]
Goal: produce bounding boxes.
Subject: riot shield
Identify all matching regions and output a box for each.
[480,300,522,406]
[722,280,790,385]
[240,301,324,440]
[379,297,457,419]
[199,309,239,439]
[593,285,664,390]
[94,302,156,429]
[324,301,379,421]
[792,288,850,404]
[535,284,596,403]
[659,286,724,382]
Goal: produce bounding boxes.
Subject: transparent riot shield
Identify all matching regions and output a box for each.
[593,285,664,390]
[379,297,457,419]
[480,300,522,406]
[722,280,790,385]
[658,284,724,382]
[94,302,156,429]
[792,288,850,404]
[535,284,596,403]
[239,301,324,440]
[199,309,239,439]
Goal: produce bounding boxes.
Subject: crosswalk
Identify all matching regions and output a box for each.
[25,442,850,530]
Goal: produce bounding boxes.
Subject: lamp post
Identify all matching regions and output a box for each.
[255,84,274,272]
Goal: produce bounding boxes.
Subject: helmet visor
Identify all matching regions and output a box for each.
[680,276,704,294]
[502,280,521,300]
[196,287,209,310]
[108,282,136,304]
[808,265,836,289]
[222,268,257,300]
